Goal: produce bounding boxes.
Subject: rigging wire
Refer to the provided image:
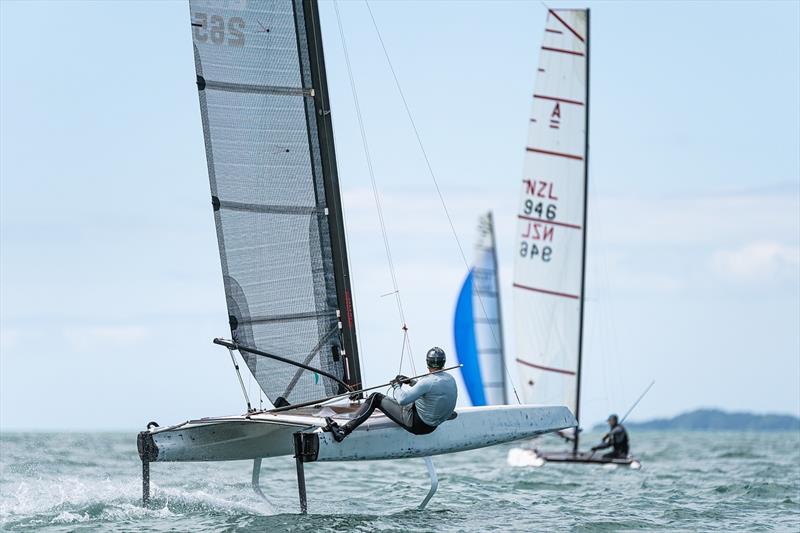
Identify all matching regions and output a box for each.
[396,324,413,375]
[333,0,416,376]
[364,0,521,403]
[620,380,656,424]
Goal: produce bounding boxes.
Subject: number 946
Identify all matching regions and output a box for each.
[520,242,552,261]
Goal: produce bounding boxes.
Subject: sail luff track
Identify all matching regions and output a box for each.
[573,8,590,454]
[486,212,508,404]
[300,0,362,390]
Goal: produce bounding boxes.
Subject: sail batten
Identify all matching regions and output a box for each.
[200,79,313,96]
[513,9,588,423]
[190,0,360,406]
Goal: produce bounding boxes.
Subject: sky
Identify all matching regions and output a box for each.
[1,0,798,431]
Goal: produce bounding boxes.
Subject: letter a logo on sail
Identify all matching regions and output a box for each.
[549,102,561,129]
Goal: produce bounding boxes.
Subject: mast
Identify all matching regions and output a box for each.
[487,212,508,403]
[301,0,362,390]
[573,8,590,455]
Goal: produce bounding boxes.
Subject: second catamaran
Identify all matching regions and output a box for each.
[508,8,640,468]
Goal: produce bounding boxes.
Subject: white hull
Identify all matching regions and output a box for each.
[143,404,576,463]
[316,405,574,461]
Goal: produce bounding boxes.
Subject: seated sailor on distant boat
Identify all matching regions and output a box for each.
[323,347,458,442]
[591,414,630,459]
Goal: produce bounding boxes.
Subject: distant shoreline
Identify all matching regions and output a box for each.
[1,408,800,433]
[593,408,800,432]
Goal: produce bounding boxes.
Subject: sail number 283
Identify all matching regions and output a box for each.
[193,13,245,47]
[520,242,552,261]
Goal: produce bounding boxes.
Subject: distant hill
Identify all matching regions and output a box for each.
[593,409,800,431]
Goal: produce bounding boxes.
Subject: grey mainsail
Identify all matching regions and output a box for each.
[190,0,361,406]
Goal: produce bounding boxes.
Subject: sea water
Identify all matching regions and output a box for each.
[1,431,798,531]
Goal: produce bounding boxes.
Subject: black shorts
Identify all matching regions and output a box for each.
[410,405,436,435]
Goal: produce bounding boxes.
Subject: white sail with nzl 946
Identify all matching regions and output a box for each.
[513,8,589,421]
[136,0,575,513]
[508,9,641,469]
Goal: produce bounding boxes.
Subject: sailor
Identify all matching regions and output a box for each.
[324,347,457,442]
[591,414,630,459]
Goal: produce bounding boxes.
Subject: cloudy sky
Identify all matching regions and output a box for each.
[1,0,798,430]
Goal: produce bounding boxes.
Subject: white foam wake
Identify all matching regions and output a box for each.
[506,448,546,468]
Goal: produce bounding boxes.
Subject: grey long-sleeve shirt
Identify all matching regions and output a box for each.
[392,371,458,427]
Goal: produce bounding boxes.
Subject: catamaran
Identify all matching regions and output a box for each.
[507,8,639,468]
[137,0,576,512]
[452,9,641,468]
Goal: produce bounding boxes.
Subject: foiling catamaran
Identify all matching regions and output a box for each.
[506,8,640,468]
[137,0,576,513]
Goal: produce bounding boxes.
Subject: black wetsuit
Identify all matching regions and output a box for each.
[593,424,629,459]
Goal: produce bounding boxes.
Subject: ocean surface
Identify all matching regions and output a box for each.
[1,430,798,531]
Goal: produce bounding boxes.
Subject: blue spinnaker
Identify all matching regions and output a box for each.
[454,269,487,406]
